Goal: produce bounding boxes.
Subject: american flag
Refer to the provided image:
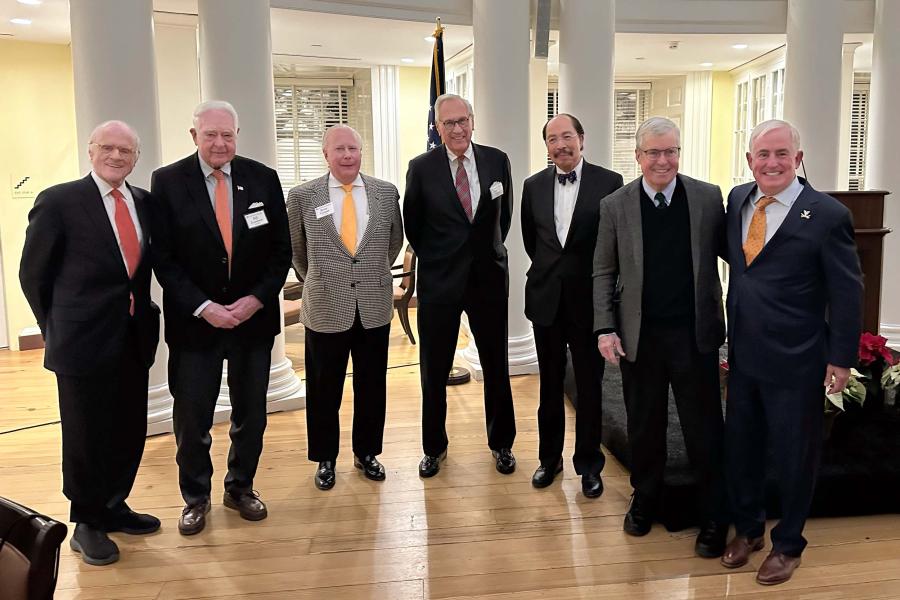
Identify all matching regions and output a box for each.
[427,21,445,150]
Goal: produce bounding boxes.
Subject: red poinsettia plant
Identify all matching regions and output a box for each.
[858,332,896,367]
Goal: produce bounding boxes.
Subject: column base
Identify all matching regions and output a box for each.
[456,329,540,382]
[146,357,305,436]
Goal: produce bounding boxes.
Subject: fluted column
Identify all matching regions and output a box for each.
[783,0,843,190]
[866,0,900,348]
[69,0,173,434]
[197,0,304,416]
[461,0,538,378]
[558,0,615,166]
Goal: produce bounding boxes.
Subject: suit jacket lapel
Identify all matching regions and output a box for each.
[751,183,817,266]
[183,155,225,250]
[623,178,644,275]
[355,174,380,254]
[563,164,595,249]
[230,158,250,249]
[80,175,129,278]
[129,183,152,263]
[681,176,704,287]
[540,167,564,251]
[728,185,753,274]
[471,144,491,222]
[313,174,350,257]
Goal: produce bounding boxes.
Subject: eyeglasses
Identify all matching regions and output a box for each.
[92,143,137,158]
[545,133,578,146]
[441,117,471,130]
[639,147,680,160]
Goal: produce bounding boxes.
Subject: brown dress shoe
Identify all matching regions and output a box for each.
[756,551,801,585]
[721,535,765,568]
[178,499,211,536]
[223,490,268,521]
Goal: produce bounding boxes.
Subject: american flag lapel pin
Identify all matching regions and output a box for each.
[237,185,245,191]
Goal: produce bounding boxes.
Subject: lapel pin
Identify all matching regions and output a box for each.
[237,185,244,191]
[800,209,811,219]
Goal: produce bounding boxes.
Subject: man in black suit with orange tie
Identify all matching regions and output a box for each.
[404,93,516,477]
[721,119,863,585]
[20,120,161,565]
[521,114,623,496]
[151,100,291,535]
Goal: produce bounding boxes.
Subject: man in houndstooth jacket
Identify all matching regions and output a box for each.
[287,124,403,490]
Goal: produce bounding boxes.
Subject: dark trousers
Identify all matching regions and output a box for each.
[619,323,727,523]
[304,310,390,462]
[532,305,605,475]
[170,334,273,506]
[417,287,516,457]
[56,325,148,528]
[725,366,823,556]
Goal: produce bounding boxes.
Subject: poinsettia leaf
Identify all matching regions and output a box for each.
[826,391,845,411]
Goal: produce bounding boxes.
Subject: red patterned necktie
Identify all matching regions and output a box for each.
[455,155,473,221]
[110,188,140,315]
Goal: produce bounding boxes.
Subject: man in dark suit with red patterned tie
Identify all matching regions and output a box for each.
[404,93,516,478]
[20,120,161,566]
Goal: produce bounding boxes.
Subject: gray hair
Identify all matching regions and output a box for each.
[321,124,363,151]
[434,93,473,123]
[193,100,239,131]
[635,116,680,150]
[748,119,801,153]
[88,120,141,153]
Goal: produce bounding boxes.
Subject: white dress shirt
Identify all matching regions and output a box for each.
[446,143,481,216]
[641,175,677,207]
[741,176,803,244]
[554,158,584,246]
[91,171,143,271]
[328,172,369,242]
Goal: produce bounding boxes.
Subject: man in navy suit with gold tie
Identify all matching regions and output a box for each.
[721,119,863,585]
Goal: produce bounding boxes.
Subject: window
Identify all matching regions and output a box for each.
[848,79,870,191]
[732,66,786,185]
[770,68,784,120]
[733,81,750,185]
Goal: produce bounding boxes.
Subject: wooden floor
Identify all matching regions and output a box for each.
[2,310,900,599]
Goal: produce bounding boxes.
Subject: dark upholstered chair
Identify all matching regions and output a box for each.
[0,496,67,600]
[391,245,417,344]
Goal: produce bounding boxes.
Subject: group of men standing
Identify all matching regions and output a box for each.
[20,92,862,587]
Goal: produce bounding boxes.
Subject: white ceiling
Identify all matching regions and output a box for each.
[0,0,874,75]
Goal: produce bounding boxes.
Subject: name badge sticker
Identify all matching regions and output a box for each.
[315,203,335,219]
[244,210,269,229]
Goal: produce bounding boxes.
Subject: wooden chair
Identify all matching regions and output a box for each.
[0,497,67,600]
[391,245,417,344]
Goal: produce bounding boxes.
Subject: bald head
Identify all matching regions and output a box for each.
[87,120,141,188]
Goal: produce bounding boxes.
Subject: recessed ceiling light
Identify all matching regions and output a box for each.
[634,56,645,61]
[732,43,748,49]
[700,62,714,67]
[17,0,42,5]
[424,35,436,43]
[401,57,414,63]
[310,43,322,47]
[10,18,32,25]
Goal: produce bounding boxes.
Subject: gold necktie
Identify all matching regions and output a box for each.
[743,195,777,266]
[340,183,357,254]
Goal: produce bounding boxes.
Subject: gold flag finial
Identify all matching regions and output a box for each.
[434,16,443,37]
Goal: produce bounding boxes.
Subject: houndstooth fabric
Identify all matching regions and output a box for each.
[287,172,403,333]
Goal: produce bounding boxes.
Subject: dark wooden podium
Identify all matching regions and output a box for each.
[824,190,892,334]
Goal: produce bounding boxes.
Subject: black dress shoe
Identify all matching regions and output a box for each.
[418,450,447,478]
[224,490,268,521]
[532,459,563,488]
[623,492,655,536]
[695,521,729,558]
[581,473,604,498]
[491,448,516,474]
[178,499,211,536]
[107,509,161,535]
[354,455,386,481]
[315,460,336,490]
[70,523,119,566]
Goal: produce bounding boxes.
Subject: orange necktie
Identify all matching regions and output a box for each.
[110,188,141,315]
[340,183,357,254]
[743,195,777,266]
[212,169,232,266]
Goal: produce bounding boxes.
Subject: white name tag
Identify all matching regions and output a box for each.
[315,203,335,219]
[244,210,269,229]
[490,181,504,199]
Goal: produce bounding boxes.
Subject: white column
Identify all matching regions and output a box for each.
[680,71,713,181]
[558,0,615,167]
[197,0,304,420]
[529,56,549,174]
[783,0,843,190]
[837,42,861,190]
[371,66,401,186]
[69,0,174,434]
[460,0,538,378]
[866,0,900,348]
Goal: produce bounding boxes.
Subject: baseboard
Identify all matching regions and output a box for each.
[18,327,44,351]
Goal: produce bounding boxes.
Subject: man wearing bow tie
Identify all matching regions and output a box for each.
[593,117,730,557]
[20,120,161,565]
[721,119,862,585]
[286,125,403,490]
[151,100,291,535]
[521,113,622,496]
[403,93,516,477]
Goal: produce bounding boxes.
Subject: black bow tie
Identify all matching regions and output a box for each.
[557,171,577,185]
